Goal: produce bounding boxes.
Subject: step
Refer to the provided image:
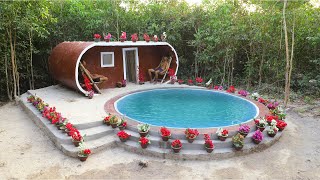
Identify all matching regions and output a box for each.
[61,135,117,157]
[73,120,104,130]
[78,125,114,141]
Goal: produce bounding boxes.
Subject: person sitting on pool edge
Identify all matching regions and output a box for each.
[81,60,109,82]
[148,56,170,83]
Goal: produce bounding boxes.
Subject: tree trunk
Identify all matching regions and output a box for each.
[283,0,290,107]
[29,30,35,90]
[7,28,17,100]
[4,48,12,101]
[258,46,265,89]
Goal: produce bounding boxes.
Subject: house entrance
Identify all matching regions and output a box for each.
[122,48,139,83]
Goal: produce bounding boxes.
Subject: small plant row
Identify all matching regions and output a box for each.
[93,32,167,42]
[27,95,91,162]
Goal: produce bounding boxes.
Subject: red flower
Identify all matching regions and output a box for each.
[226,86,235,93]
[83,74,92,91]
[139,137,150,145]
[221,129,228,136]
[276,120,287,130]
[71,131,82,141]
[195,77,203,83]
[205,139,214,148]
[120,32,127,39]
[171,139,182,148]
[265,115,279,123]
[185,128,199,139]
[143,33,150,41]
[66,123,73,130]
[131,33,138,41]
[188,79,193,84]
[94,34,101,39]
[168,68,175,77]
[214,86,219,90]
[160,127,171,137]
[83,149,91,155]
[177,79,184,84]
[258,97,267,104]
[117,131,131,139]
[203,133,211,141]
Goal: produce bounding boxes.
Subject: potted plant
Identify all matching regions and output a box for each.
[131,33,138,42]
[226,85,235,93]
[65,122,74,134]
[116,81,122,88]
[104,33,112,42]
[267,120,279,137]
[120,32,126,42]
[238,90,248,97]
[254,118,267,132]
[153,35,158,42]
[138,68,145,85]
[267,101,279,110]
[213,85,224,90]
[71,131,83,147]
[232,133,244,150]
[160,127,171,141]
[265,115,278,125]
[117,131,131,142]
[177,79,184,85]
[137,124,150,137]
[185,128,199,143]
[252,130,264,144]
[27,95,36,103]
[93,34,101,42]
[78,142,91,162]
[143,33,150,42]
[188,79,193,86]
[195,77,203,86]
[160,32,167,42]
[238,124,250,137]
[109,115,119,128]
[258,97,268,105]
[122,79,127,87]
[251,92,260,101]
[216,128,228,141]
[117,117,127,130]
[168,68,176,84]
[139,137,150,149]
[171,139,182,153]
[204,134,214,153]
[103,113,111,125]
[276,120,287,131]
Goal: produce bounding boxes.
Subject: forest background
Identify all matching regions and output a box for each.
[0,0,319,104]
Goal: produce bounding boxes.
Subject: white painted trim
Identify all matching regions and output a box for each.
[75,41,179,95]
[122,47,139,83]
[100,52,114,67]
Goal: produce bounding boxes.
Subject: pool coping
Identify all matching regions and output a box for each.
[104,87,270,135]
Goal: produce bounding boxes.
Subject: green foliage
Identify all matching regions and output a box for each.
[0,0,319,101]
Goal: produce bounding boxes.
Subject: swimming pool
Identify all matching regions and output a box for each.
[115,89,259,128]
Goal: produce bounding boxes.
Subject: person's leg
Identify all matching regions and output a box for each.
[154,70,160,84]
[148,69,155,82]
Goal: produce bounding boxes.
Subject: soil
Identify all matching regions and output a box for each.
[0,101,319,179]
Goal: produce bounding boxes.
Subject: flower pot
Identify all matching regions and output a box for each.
[105,121,110,126]
[161,136,170,142]
[60,126,66,133]
[78,154,88,162]
[252,139,261,144]
[146,40,150,42]
[239,131,248,137]
[120,39,125,42]
[110,123,117,129]
[171,146,182,153]
[139,82,145,85]
[94,38,100,42]
[234,145,243,151]
[140,143,148,149]
[132,39,137,42]
[256,126,265,132]
[205,146,214,153]
[118,126,125,130]
[73,140,81,147]
[197,83,202,86]
[105,39,110,42]
[178,82,183,85]
[278,127,285,131]
[57,125,62,130]
[267,132,276,137]
[187,137,196,143]
[218,136,227,141]
[139,131,149,137]
[119,137,128,142]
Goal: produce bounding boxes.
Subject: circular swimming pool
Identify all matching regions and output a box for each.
[115,89,258,128]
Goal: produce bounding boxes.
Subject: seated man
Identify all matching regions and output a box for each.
[148,56,170,83]
[81,60,108,82]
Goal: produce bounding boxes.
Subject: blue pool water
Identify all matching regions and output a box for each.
[115,89,258,128]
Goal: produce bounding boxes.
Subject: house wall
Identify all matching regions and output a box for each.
[80,45,177,88]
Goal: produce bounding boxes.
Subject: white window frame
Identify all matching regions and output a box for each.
[100,52,114,67]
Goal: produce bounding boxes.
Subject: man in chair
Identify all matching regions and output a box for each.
[148,56,170,83]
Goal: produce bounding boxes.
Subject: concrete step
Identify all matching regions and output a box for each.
[73,120,104,130]
[78,125,114,141]
[61,135,117,157]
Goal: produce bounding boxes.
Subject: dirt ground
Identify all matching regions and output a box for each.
[0,101,319,179]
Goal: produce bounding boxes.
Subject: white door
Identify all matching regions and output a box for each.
[122,48,139,83]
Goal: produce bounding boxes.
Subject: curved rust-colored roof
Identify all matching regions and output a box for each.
[49,41,179,94]
[49,42,94,91]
